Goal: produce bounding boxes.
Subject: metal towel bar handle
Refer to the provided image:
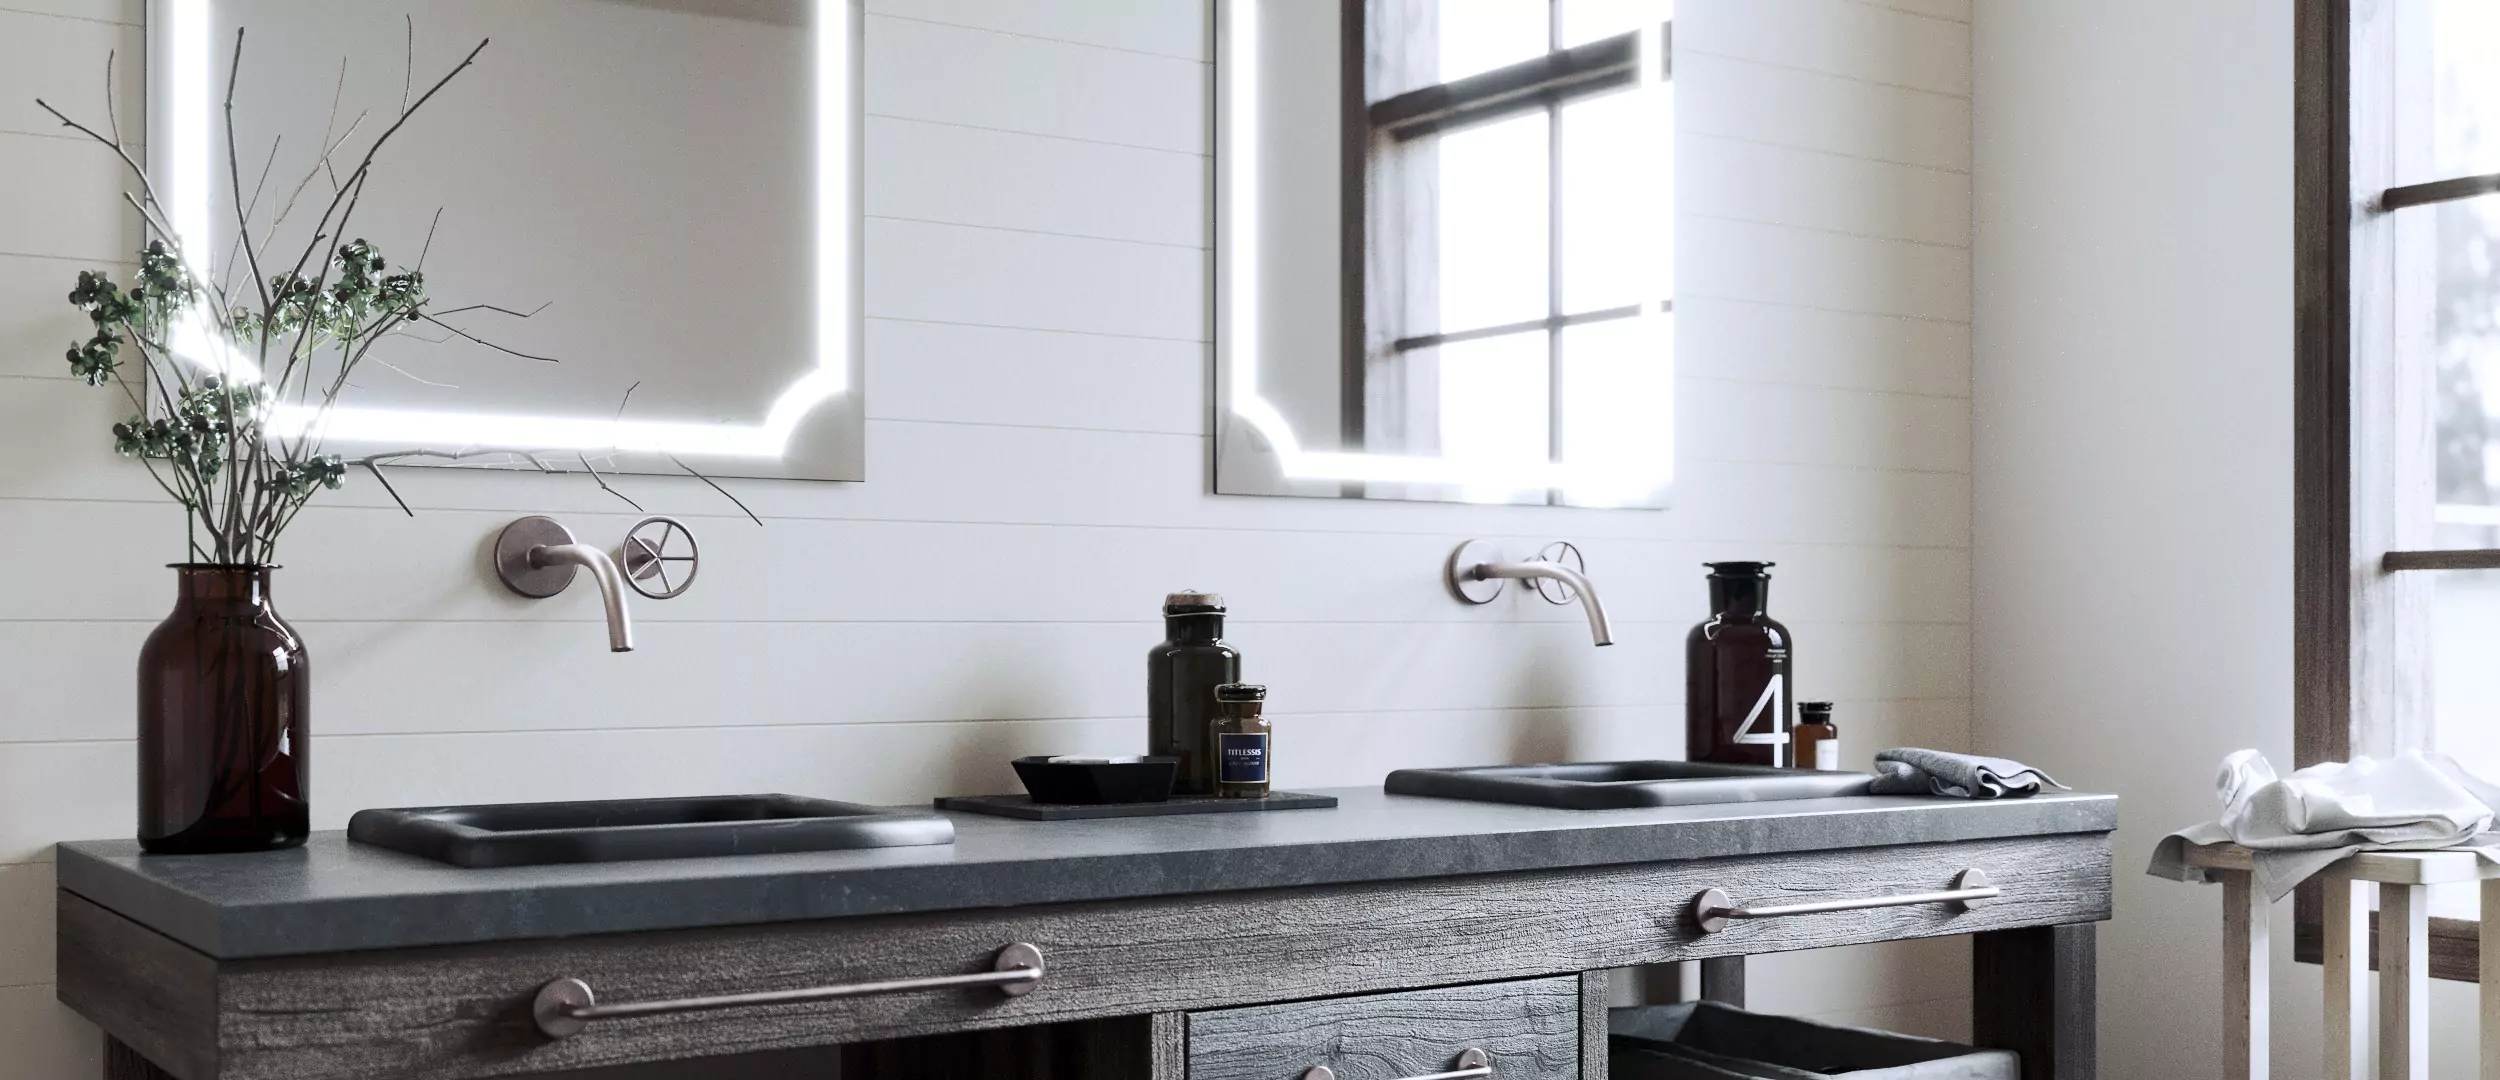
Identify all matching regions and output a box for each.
[1692,869,1997,933]
[532,942,1044,1038]
[1303,1048,1491,1080]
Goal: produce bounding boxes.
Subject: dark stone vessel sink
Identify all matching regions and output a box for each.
[347,794,956,867]
[1382,760,1875,810]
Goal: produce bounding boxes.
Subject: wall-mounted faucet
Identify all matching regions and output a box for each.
[1445,539,1615,647]
[494,516,701,652]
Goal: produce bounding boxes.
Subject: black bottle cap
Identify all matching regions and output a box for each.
[1799,701,1834,724]
[1213,683,1267,702]
[1704,561,1776,576]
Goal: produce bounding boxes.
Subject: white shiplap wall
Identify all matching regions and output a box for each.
[0,0,1974,1072]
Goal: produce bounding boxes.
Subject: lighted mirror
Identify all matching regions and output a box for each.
[147,0,861,481]
[1216,0,1673,507]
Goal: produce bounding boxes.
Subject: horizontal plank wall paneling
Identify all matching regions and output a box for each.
[0,0,1975,1071]
[0,8,143,140]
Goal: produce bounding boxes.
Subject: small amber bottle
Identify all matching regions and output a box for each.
[1209,684,1272,799]
[1792,701,1840,772]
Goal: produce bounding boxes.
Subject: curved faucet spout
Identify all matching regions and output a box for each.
[530,543,635,652]
[1476,560,1614,646]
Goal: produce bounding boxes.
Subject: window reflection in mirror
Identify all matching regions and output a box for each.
[1217,0,1672,507]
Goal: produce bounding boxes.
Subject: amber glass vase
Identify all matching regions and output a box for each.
[136,565,309,853]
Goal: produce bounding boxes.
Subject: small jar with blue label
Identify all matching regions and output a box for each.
[1209,683,1271,799]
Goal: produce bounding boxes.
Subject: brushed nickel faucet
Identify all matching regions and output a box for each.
[494,515,699,652]
[1445,540,1615,647]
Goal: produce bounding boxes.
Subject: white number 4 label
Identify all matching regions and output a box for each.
[1732,675,1789,746]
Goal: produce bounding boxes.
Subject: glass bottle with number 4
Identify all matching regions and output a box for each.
[1686,562,1793,767]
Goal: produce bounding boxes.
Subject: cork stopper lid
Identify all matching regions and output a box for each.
[1163,591,1224,614]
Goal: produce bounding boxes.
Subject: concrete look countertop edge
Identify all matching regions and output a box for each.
[55,787,2119,959]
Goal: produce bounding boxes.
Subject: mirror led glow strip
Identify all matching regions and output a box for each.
[158,1,852,458]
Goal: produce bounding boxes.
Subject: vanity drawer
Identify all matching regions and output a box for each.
[1187,977,1582,1080]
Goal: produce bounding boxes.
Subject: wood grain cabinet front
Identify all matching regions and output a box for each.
[1186,977,1582,1080]
[59,834,2108,1079]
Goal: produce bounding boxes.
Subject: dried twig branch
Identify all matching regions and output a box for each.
[227,31,275,313]
[416,207,443,271]
[670,454,762,526]
[429,301,549,319]
[362,461,412,517]
[416,314,557,362]
[578,453,644,512]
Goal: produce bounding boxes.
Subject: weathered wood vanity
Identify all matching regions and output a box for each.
[55,788,2115,1079]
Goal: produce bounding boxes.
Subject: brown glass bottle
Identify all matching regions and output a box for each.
[1685,562,1792,767]
[137,565,310,853]
[1210,683,1272,799]
[1148,591,1240,795]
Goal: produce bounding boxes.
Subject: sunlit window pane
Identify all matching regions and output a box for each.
[2428,0,2500,182]
[1436,0,1548,84]
[2428,195,2500,545]
[1437,331,1550,473]
[2427,568,2500,916]
[1560,86,1663,313]
[1557,314,1670,505]
[1559,0,1669,49]
[1437,111,1551,332]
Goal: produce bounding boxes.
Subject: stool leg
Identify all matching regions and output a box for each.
[2481,880,2500,1080]
[2381,882,2430,1080]
[2222,869,2269,1080]
[2325,879,2369,1080]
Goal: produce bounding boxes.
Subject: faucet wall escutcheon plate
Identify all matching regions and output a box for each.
[1445,540,1508,604]
[495,516,582,598]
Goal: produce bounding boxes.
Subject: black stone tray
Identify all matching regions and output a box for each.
[935,791,1338,821]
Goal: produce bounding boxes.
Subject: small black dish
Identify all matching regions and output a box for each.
[1011,755,1180,805]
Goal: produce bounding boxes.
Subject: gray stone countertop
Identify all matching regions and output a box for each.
[55,787,2117,960]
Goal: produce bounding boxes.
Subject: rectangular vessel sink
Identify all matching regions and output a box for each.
[347,794,956,868]
[1383,760,1874,810]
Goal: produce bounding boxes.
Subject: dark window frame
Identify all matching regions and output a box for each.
[2294,0,2500,982]
[1341,2,1669,501]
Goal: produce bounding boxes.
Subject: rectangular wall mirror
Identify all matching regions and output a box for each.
[1215,0,1674,508]
[147,0,862,482]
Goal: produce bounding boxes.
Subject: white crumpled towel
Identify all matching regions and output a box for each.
[2146,750,2500,901]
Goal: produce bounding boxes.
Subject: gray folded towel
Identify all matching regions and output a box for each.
[1869,748,2065,799]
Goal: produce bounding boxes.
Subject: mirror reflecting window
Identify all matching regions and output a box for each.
[149,0,861,481]
[1217,0,1673,507]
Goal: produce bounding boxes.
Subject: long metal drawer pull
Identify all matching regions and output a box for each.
[531,942,1044,1038]
[1692,869,1997,933]
[1302,1048,1491,1080]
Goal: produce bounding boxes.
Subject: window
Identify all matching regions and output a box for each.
[1353,0,1670,504]
[2296,0,2500,980]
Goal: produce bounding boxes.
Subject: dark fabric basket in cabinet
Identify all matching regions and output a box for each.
[1609,1002,2020,1080]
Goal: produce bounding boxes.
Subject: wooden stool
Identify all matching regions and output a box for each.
[2182,843,2500,1080]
